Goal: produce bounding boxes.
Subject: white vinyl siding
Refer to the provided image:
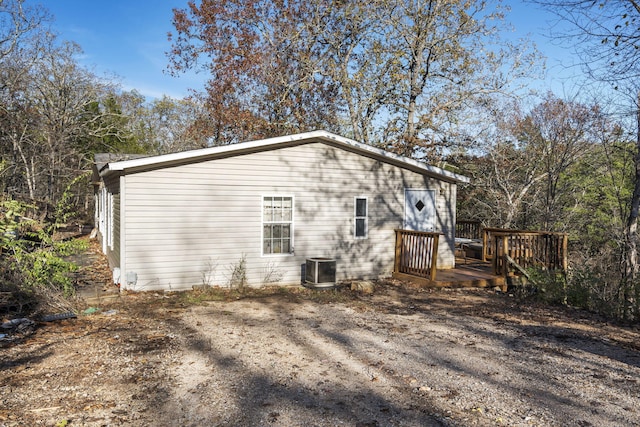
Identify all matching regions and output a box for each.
[98,175,121,271]
[118,142,455,290]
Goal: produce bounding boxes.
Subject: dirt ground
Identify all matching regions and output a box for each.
[1,243,640,426]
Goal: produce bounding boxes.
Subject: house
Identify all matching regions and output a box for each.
[93,130,469,291]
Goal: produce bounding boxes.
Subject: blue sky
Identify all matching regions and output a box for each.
[40,0,583,101]
[42,0,207,99]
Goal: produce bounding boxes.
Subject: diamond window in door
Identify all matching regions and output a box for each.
[404,190,436,232]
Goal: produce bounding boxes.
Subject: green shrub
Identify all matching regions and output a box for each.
[567,265,631,321]
[1,199,87,313]
[522,267,569,305]
[518,263,638,322]
[12,241,86,297]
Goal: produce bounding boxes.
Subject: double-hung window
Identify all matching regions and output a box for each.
[263,196,293,255]
[354,197,368,238]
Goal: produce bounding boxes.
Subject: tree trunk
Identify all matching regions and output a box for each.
[12,131,36,200]
[404,54,422,158]
[624,92,640,320]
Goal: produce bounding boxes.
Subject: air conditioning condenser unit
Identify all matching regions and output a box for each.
[305,257,336,288]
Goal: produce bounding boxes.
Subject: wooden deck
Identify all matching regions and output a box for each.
[393,257,507,291]
[393,226,567,292]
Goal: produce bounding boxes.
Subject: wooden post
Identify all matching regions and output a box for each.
[491,235,498,275]
[394,229,402,273]
[482,228,488,262]
[430,234,439,281]
[492,234,505,276]
[502,235,509,278]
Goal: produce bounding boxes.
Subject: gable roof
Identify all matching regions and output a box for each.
[96,130,469,184]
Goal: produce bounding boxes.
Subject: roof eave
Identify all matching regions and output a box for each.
[312,133,470,184]
[99,130,470,184]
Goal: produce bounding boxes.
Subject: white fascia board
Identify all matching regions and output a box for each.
[100,131,328,175]
[100,130,470,184]
[312,132,470,184]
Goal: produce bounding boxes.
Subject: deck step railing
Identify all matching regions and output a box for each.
[490,230,568,276]
[394,229,440,281]
[482,227,548,261]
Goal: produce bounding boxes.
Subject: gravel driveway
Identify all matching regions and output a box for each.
[2,284,639,426]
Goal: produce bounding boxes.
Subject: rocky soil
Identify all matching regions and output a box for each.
[1,246,639,426]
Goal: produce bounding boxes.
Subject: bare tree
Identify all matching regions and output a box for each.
[168,0,341,145]
[168,0,540,157]
[514,94,600,230]
[375,0,537,159]
[0,0,48,61]
[130,95,211,154]
[460,94,602,230]
[0,28,124,212]
[534,0,640,319]
[29,40,116,203]
[316,0,541,159]
[536,0,640,84]
[460,100,547,229]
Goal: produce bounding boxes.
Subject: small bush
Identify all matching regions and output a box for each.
[567,265,632,321]
[227,254,247,290]
[512,268,568,306]
[515,263,639,322]
[13,240,86,296]
[528,268,569,305]
[200,256,219,287]
[1,199,86,315]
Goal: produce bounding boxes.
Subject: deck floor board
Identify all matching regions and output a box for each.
[393,257,506,291]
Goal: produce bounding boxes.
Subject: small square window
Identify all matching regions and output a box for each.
[355,197,368,238]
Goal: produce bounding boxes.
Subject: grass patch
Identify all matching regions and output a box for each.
[174,283,360,306]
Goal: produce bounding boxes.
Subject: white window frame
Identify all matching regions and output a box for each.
[99,187,106,234]
[99,187,107,254]
[354,196,368,239]
[261,195,295,256]
[94,193,99,229]
[107,192,114,250]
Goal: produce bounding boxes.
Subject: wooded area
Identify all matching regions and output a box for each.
[1,0,640,321]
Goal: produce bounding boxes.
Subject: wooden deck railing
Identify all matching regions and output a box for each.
[482,227,535,261]
[393,229,440,281]
[482,227,504,261]
[456,220,482,240]
[490,230,568,277]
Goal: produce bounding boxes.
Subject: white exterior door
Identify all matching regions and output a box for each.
[404,189,436,232]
